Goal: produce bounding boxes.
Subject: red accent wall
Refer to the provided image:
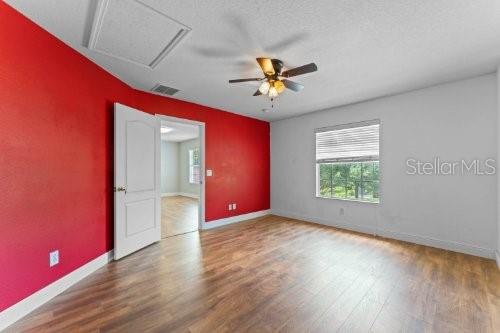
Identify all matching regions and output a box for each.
[0,2,270,311]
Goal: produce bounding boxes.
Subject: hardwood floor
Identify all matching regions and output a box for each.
[161,195,198,238]
[6,215,499,332]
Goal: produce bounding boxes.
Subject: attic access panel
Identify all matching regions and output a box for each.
[88,0,191,68]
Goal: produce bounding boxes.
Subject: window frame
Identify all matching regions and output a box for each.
[315,120,381,204]
[189,148,200,184]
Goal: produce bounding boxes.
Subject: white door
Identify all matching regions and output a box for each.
[114,103,161,260]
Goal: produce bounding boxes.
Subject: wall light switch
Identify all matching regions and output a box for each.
[49,250,59,267]
[232,203,236,210]
[206,169,213,176]
[228,204,232,210]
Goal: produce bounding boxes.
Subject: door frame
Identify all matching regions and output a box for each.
[156,114,205,230]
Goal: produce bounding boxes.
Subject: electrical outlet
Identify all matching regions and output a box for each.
[207,169,213,176]
[228,204,232,211]
[232,203,236,210]
[49,250,59,267]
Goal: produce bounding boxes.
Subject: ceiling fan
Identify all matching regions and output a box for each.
[229,58,318,99]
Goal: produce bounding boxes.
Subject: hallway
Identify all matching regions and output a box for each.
[161,195,198,238]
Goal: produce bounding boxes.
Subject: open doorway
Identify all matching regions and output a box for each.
[159,118,203,238]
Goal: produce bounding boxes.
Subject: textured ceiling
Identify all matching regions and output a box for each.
[6,0,500,121]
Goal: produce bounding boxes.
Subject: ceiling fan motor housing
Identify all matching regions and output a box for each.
[271,59,284,76]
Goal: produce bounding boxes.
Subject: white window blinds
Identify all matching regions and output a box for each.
[315,120,380,163]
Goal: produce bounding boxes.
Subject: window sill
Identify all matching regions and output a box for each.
[315,195,379,204]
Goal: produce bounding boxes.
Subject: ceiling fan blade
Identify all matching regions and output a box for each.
[256,58,275,75]
[229,78,262,83]
[253,89,262,96]
[282,79,304,92]
[282,63,318,78]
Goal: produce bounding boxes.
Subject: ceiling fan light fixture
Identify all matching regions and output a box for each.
[259,81,270,94]
[274,80,285,93]
[268,85,278,98]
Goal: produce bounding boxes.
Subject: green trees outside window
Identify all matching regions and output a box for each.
[318,161,379,202]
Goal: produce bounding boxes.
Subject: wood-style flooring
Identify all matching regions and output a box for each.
[6,215,500,332]
[161,195,198,238]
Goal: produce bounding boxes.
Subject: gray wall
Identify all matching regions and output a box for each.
[179,138,200,196]
[161,141,179,194]
[271,74,497,258]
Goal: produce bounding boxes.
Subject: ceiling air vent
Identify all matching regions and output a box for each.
[151,84,179,96]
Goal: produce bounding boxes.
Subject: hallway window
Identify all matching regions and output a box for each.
[189,148,200,184]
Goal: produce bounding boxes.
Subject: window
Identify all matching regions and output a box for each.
[315,120,380,202]
[189,148,200,184]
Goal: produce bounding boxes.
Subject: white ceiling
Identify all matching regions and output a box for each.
[6,0,500,121]
[161,120,198,142]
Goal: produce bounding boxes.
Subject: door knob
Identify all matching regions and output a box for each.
[114,186,127,193]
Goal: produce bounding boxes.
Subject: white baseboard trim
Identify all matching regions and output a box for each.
[271,210,495,259]
[377,228,495,259]
[0,250,114,331]
[202,209,271,230]
[496,250,500,269]
[271,210,377,236]
[161,192,179,197]
[161,192,199,199]
[178,192,199,199]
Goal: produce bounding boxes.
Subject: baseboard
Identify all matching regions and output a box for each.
[161,192,179,197]
[202,209,271,230]
[496,250,500,269]
[0,250,114,331]
[271,210,495,259]
[178,192,199,199]
[161,192,199,199]
[377,228,495,259]
[271,210,377,236]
